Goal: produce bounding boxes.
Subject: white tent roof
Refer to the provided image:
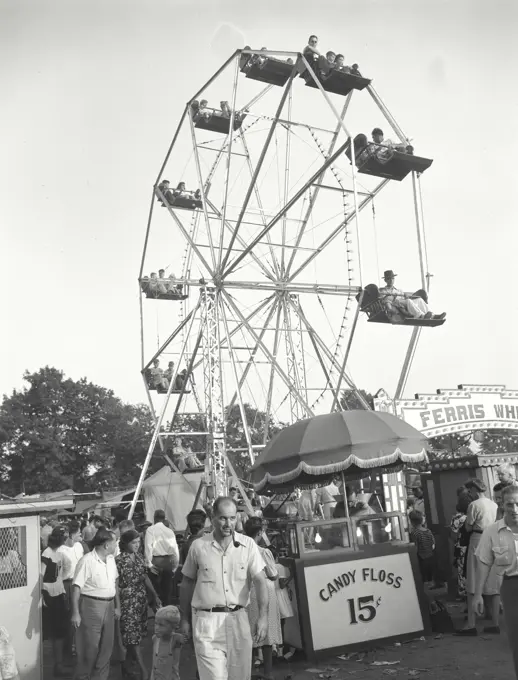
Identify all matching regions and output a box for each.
[142,466,204,531]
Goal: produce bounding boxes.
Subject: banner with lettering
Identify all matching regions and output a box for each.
[304,553,423,650]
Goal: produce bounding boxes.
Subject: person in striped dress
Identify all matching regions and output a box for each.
[409,510,436,584]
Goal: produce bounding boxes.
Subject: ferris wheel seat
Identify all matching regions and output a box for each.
[195,111,247,134]
[301,69,371,96]
[345,143,433,181]
[167,194,203,211]
[144,291,189,301]
[357,151,433,181]
[153,387,192,394]
[358,287,445,327]
[240,57,293,86]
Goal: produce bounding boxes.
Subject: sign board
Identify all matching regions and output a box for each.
[375,384,518,438]
[304,552,423,650]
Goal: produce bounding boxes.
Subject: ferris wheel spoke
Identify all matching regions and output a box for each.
[239,131,282,279]
[204,196,276,282]
[166,322,204,432]
[217,55,242,270]
[287,295,369,410]
[188,113,218,271]
[156,187,214,277]
[284,94,352,279]
[262,300,284,443]
[287,178,389,283]
[219,295,257,466]
[226,295,279,412]
[222,291,314,418]
[222,139,349,280]
[220,67,298,273]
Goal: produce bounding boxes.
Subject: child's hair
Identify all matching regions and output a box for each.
[155,605,181,627]
[408,510,424,526]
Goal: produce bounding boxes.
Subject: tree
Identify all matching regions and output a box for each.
[0,367,154,496]
[340,389,375,411]
[224,403,285,480]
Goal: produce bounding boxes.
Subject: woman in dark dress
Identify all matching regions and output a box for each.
[116,529,160,680]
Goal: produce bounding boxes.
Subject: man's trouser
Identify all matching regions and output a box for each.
[501,576,518,678]
[150,555,175,605]
[193,607,252,680]
[74,596,115,680]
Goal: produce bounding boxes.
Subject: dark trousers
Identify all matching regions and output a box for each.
[501,577,518,678]
[150,555,174,606]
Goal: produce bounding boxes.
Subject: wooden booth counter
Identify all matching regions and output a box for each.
[280,512,430,659]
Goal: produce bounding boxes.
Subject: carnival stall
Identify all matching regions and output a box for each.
[251,410,432,659]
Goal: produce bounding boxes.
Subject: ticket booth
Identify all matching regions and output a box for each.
[420,452,518,592]
[0,498,72,680]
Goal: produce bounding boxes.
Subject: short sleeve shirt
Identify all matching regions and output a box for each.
[476,519,518,578]
[181,532,265,609]
[73,549,118,598]
[466,497,498,532]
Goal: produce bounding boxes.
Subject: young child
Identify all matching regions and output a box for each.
[409,510,436,584]
[272,550,297,661]
[151,606,184,680]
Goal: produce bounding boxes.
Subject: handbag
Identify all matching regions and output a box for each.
[429,600,455,634]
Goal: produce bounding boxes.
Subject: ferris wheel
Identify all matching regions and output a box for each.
[129,46,439,512]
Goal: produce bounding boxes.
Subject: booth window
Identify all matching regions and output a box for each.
[0,526,28,590]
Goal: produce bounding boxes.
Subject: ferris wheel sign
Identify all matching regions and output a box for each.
[379,384,518,438]
[303,552,423,651]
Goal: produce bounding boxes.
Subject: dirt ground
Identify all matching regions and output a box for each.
[43,600,516,680]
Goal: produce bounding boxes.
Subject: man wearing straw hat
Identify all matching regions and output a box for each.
[379,270,445,322]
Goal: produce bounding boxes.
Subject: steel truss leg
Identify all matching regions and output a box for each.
[201,287,228,497]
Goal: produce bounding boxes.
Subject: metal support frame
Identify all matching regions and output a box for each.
[200,287,228,497]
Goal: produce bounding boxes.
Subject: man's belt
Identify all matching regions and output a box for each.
[82,594,115,602]
[471,529,483,534]
[198,605,243,613]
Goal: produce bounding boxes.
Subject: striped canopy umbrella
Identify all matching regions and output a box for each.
[251,410,428,492]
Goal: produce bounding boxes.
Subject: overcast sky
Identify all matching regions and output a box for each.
[2,0,517,411]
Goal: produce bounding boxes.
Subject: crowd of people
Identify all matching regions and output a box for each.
[38,490,300,680]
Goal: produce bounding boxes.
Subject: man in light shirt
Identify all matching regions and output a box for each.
[315,479,340,520]
[179,496,268,680]
[474,483,518,673]
[71,528,120,680]
[145,509,180,606]
[457,478,498,636]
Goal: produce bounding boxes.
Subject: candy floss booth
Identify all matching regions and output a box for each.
[0,498,71,680]
[251,411,431,659]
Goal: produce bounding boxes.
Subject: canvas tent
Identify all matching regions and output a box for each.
[142,466,203,531]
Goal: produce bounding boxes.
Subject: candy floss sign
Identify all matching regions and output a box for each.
[304,553,423,650]
[390,384,518,438]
